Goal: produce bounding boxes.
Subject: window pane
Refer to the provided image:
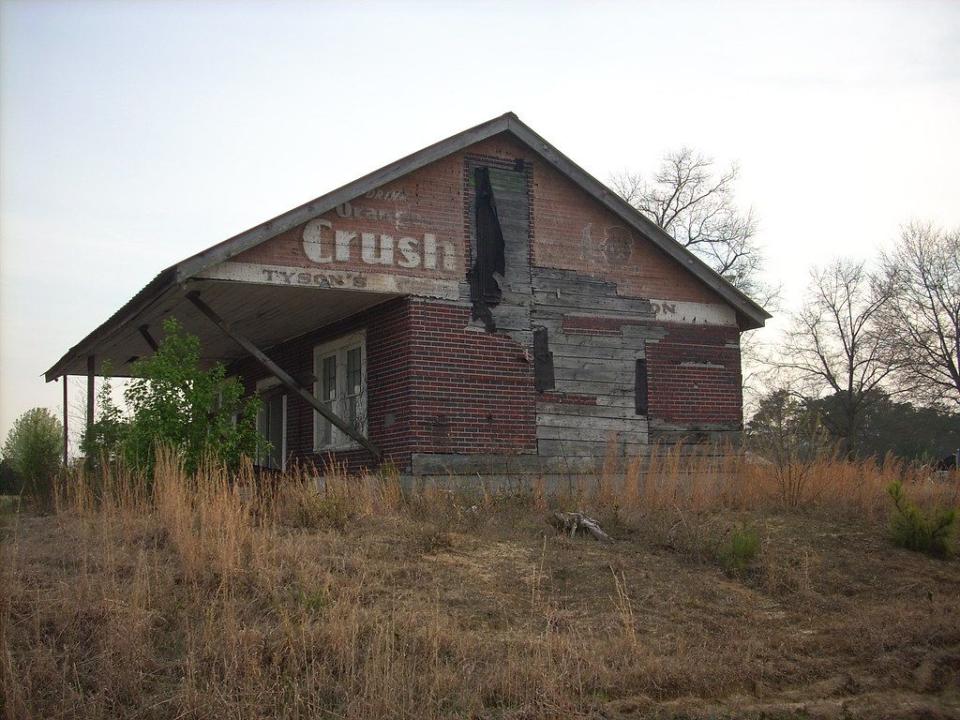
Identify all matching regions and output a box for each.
[267,394,283,469]
[346,347,362,396]
[322,356,337,401]
[318,413,331,446]
[346,347,362,429]
[318,355,337,446]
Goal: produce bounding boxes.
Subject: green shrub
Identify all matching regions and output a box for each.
[717,524,760,574]
[887,480,956,558]
[2,408,63,509]
[82,318,262,477]
[80,370,127,468]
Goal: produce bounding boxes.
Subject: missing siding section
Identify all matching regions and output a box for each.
[533,326,555,392]
[469,166,506,331]
[635,358,649,415]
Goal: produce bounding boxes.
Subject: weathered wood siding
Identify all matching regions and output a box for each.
[530,268,654,462]
[221,132,744,476]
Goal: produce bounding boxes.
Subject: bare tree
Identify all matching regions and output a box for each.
[611,148,776,306]
[779,259,898,458]
[746,388,834,506]
[876,222,960,408]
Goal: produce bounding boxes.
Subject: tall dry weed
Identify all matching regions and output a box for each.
[581,443,957,521]
[2,445,958,720]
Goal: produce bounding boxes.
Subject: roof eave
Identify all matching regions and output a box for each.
[44,111,771,381]
[175,113,516,280]
[42,266,180,382]
[501,115,771,329]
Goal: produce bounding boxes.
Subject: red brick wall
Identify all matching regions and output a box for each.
[222,130,747,469]
[231,131,730,310]
[464,135,725,305]
[231,296,537,472]
[407,300,537,455]
[232,152,469,282]
[646,324,743,427]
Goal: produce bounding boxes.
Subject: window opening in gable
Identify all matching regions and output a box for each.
[469,166,506,331]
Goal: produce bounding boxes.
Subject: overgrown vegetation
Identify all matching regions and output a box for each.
[0,407,62,509]
[2,450,958,719]
[82,318,262,476]
[746,389,834,506]
[887,479,957,558]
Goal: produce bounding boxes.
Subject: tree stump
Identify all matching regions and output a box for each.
[548,511,612,542]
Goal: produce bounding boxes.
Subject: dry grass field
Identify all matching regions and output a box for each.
[2,449,959,720]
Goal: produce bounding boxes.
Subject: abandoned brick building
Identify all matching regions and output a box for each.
[45,113,770,477]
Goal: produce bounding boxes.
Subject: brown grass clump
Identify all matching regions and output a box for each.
[2,448,959,719]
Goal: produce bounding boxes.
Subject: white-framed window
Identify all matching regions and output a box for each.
[256,377,287,471]
[313,330,367,451]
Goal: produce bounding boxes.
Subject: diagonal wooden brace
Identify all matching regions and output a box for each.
[186,290,381,460]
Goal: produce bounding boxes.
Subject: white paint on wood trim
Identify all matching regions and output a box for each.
[196,261,460,300]
[565,299,737,327]
[649,299,736,326]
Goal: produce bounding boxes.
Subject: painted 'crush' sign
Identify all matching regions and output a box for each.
[302,218,458,272]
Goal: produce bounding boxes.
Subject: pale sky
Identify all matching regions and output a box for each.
[2,0,959,444]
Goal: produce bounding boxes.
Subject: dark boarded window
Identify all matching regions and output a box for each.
[533,326,555,392]
[635,359,648,415]
[469,166,506,329]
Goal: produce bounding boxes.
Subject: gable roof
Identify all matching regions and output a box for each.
[44,112,770,381]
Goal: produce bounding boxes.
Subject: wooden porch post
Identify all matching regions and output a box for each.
[186,291,381,460]
[62,375,69,466]
[86,355,95,458]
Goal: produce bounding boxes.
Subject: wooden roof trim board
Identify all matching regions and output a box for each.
[44,112,770,382]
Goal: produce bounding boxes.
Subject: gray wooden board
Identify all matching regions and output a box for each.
[531,276,616,293]
[491,303,532,331]
[548,344,643,361]
[551,379,635,396]
[595,395,643,408]
[552,353,634,369]
[532,293,656,315]
[552,354,635,370]
[541,333,643,349]
[536,425,646,442]
[536,412,647,429]
[536,401,640,419]
[553,365,632,384]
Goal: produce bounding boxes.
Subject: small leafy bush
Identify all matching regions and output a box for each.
[82,318,262,477]
[2,408,63,509]
[717,524,761,574]
[887,480,956,558]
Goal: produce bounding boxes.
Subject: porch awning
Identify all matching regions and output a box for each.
[43,272,401,380]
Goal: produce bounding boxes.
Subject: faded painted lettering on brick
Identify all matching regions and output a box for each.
[302,210,458,272]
